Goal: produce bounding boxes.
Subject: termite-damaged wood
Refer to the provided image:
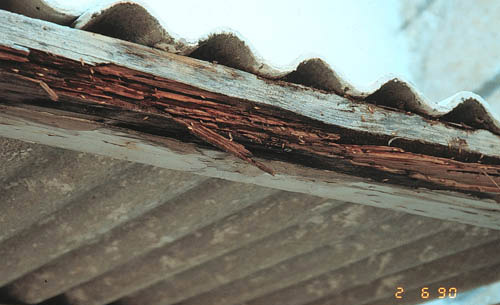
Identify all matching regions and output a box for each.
[0,44,499,198]
[173,118,274,175]
[2,104,500,229]
[1,9,500,231]
[0,9,499,157]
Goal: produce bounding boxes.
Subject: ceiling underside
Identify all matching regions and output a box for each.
[1,136,500,305]
[1,1,500,304]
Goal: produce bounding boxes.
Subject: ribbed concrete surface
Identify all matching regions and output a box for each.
[304,239,500,305]
[1,137,500,305]
[0,162,208,287]
[6,179,280,303]
[0,137,133,243]
[170,222,492,305]
[2,0,500,304]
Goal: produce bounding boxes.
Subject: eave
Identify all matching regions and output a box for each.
[0,9,499,229]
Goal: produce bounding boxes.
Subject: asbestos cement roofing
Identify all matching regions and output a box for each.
[0,1,500,305]
[1,0,500,135]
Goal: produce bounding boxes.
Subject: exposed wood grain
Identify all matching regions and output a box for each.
[1,9,499,160]
[1,104,500,230]
[1,10,500,229]
[173,118,275,175]
[2,47,500,194]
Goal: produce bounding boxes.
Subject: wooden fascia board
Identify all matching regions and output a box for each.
[0,10,499,229]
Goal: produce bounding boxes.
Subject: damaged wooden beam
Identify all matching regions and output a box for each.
[0,9,500,229]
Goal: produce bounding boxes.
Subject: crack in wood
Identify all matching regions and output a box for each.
[172,117,275,175]
[1,46,500,197]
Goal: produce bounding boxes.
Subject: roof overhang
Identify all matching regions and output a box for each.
[1,9,499,229]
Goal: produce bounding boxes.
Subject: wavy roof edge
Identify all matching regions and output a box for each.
[1,0,499,136]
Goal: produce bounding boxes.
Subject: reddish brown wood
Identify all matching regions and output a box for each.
[1,46,500,197]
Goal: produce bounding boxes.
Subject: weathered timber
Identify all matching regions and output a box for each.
[2,37,500,192]
[1,10,500,228]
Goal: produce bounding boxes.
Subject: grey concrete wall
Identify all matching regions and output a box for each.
[400,0,500,115]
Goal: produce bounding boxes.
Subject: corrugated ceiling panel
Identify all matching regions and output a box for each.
[1,142,500,304]
[170,225,496,305]
[1,2,499,305]
[6,179,281,303]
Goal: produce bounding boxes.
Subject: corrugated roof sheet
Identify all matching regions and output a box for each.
[1,2,500,305]
[1,0,498,136]
[1,137,500,305]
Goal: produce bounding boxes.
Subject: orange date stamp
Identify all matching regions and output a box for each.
[395,287,458,299]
